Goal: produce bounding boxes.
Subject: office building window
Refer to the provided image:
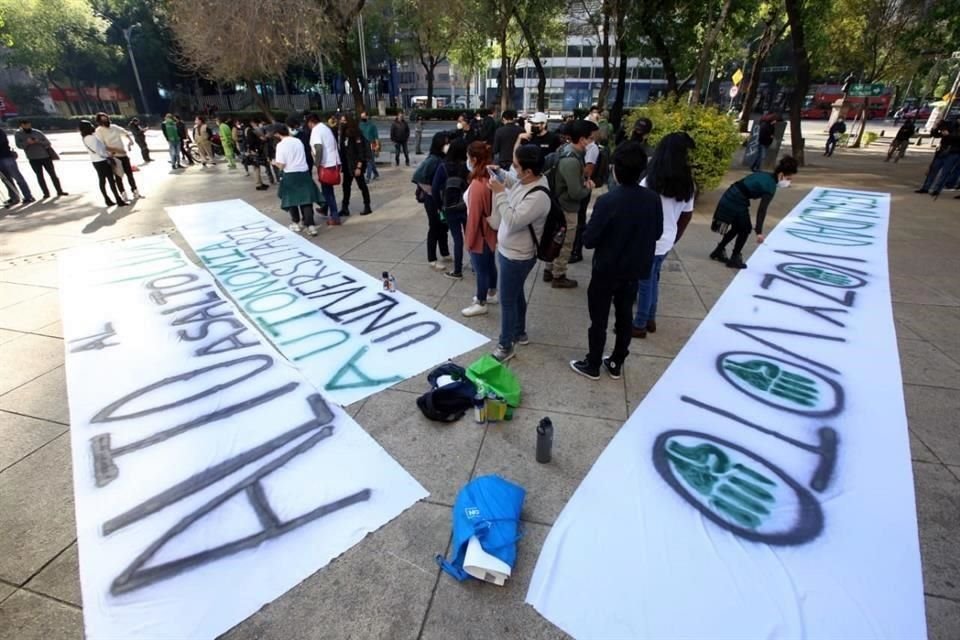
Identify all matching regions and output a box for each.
[567,44,581,57]
[399,71,416,84]
[542,47,554,58]
[581,45,594,58]
[652,67,665,79]
[438,73,450,82]
[550,66,565,78]
[567,67,582,79]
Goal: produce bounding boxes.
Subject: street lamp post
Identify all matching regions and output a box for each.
[122,24,149,117]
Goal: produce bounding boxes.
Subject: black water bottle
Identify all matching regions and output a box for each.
[536,417,553,464]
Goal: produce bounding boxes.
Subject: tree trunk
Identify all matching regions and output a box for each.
[47,75,72,116]
[498,24,511,111]
[785,0,810,165]
[690,0,735,104]
[280,74,290,99]
[513,7,547,112]
[596,12,613,109]
[339,37,366,114]
[649,31,678,95]
[421,55,436,107]
[610,52,629,131]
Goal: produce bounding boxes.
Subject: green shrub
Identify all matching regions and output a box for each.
[624,98,741,192]
[863,131,879,147]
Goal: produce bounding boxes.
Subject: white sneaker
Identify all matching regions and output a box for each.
[487,291,498,305]
[132,190,141,198]
[289,223,303,233]
[429,261,446,271]
[122,192,131,202]
[307,225,318,236]
[461,303,488,317]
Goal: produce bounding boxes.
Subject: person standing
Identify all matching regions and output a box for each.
[287,115,314,172]
[340,116,373,216]
[633,133,696,339]
[570,120,601,264]
[79,120,126,208]
[273,124,322,236]
[824,118,846,157]
[710,156,799,269]
[217,115,238,169]
[243,119,270,191]
[751,114,776,172]
[916,120,960,197]
[390,112,411,166]
[193,116,216,166]
[570,141,663,380]
[94,113,140,199]
[14,120,67,198]
[306,113,342,226]
[174,116,195,166]
[492,110,522,169]
[461,141,498,317]
[359,112,381,181]
[432,139,470,279]
[543,120,594,289]
[127,117,151,163]
[162,114,182,169]
[415,132,451,270]
[487,144,551,363]
[0,129,34,205]
[515,112,560,158]
[414,116,425,155]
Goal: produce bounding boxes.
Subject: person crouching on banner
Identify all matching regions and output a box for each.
[709,156,798,270]
[273,125,322,237]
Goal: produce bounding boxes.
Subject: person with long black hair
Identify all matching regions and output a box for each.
[339,116,373,216]
[710,156,799,269]
[414,132,451,269]
[633,132,696,338]
[273,124,322,236]
[432,139,471,279]
[79,120,126,208]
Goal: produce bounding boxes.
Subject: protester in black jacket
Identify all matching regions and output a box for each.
[917,120,960,197]
[570,142,662,381]
[340,117,373,215]
[492,110,521,168]
[390,113,411,166]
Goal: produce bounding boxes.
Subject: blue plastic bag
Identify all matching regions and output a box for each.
[436,475,526,582]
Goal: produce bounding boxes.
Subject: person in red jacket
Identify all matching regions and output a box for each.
[461,141,499,317]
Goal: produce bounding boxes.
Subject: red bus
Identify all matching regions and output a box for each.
[801,85,892,120]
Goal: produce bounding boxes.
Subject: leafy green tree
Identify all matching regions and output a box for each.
[395,0,464,107]
[512,0,565,112]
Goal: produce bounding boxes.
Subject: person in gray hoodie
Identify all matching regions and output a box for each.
[543,119,594,288]
[14,120,67,198]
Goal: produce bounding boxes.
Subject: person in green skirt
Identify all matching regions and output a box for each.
[709,156,798,269]
[217,115,237,169]
[273,124,322,236]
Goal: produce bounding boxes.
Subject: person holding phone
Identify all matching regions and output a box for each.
[14,119,67,198]
[461,141,498,317]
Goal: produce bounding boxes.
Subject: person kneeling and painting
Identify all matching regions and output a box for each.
[709,156,798,269]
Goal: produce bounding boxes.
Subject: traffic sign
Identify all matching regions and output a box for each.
[732,69,744,86]
[849,83,884,97]
[729,86,739,98]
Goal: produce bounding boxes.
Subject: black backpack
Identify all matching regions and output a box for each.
[416,363,477,423]
[441,162,468,216]
[524,186,567,262]
[592,145,611,187]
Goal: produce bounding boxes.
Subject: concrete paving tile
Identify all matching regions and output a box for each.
[343,238,421,263]
[658,257,693,286]
[627,315,700,359]
[693,284,726,311]
[926,595,960,640]
[0,334,64,396]
[223,501,448,640]
[0,283,51,310]
[473,407,620,524]
[310,232,371,258]
[355,389,485,505]
[624,355,673,413]
[24,543,81,607]
[386,263,458,298]
[0,292,61,333]
[0,582,14,604]
[0,434,75,584]
[655,283,708,320]
[0,590,82,640]
[895,317,923,341]
[421,521,569,640]
[915,462,960,600]
[375,222,433,243]
[435,296,503,344]
[506,342,628,422]
[523,304,593,350]
[0,261,60,288]
[34,321,63,339]
[526,273,591,309]
[894,304,960,364]
[905,385,960,465]
[0,366,69,425]
[0,411,67,472]
[673,255,737,289]
[910,431,939,463]
[897,339,960,390]
[0,328,21,346]
[891,275,960,307]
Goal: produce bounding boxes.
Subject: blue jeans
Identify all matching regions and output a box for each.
[470,243,498,302]
[0,157,32,200]
[634,254,665,328]
[923,154,960,194]
[446,210,467,274]
[497,252,537,349]
[321,182,340,221]
[169,140,180,167]
[366,158,380,181]
[751,144,768,172]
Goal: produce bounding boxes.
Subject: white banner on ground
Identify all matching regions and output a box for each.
[166,200,489,406]
[527,188,926,639]
[60,236,427,640]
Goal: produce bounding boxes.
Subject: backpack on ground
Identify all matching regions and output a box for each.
[523,186,567,262]
[416,362,477,423]
[441,163,468,216]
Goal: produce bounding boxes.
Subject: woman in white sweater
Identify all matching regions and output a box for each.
[487,144,551,362]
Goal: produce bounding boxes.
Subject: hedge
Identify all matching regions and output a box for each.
[408,108,465,121]
[624,98,741,192]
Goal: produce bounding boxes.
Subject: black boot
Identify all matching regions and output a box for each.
[709,245,728,262]
[726,253,747,269]
[360,204,372,215]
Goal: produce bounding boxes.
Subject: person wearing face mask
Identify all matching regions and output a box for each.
[390,112,411,166]
[414,132,451,269]
[359,112,381,181]
[432,139,471,279]
[492,110,522,169]
[486,144,552,363]
[515,112,560,158]
[14,120,68,199]
[710,156,799,269]
[453,113,479,144]
[461,141,499,317]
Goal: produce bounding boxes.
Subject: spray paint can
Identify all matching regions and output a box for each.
[473,391,486,423]
[536,417,553,463]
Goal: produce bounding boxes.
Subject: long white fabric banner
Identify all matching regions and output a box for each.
[60,236,427,640]
[527,188,926,639]
[167,200,489,406]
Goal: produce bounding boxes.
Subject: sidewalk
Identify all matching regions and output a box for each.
[0,144,958,639]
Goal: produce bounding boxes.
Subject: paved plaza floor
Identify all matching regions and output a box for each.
[0,132,958,639]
